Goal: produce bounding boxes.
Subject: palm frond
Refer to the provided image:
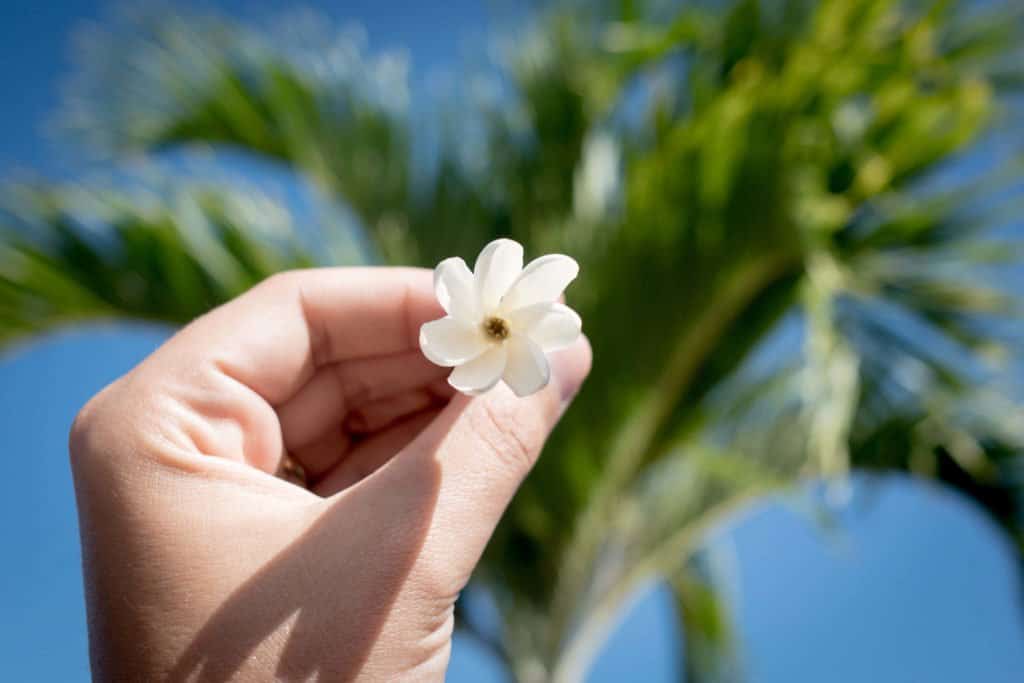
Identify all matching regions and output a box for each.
[0,176,344,348]
[671,552,743,683]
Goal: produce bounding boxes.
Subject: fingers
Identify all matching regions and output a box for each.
[124,268,444,472]
[276,349,450,450]
[153,268,442,405]
[344,386,450,433]
[284,382,454,480]
[276,349,452,477]
[314,409,441,495]
[287,426,351,480]
[350,335,591,586]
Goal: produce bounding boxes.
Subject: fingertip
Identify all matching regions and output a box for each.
[548,334,592,406]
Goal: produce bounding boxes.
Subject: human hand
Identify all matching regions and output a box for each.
[69,268,590,681]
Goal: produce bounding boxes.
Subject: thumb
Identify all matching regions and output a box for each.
[384,336,591,586]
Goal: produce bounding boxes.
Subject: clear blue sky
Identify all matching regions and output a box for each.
[1,2,1023,682]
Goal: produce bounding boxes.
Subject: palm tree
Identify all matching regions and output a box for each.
[2,0,1022,680]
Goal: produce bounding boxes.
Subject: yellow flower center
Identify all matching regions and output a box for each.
[483,316,510,341]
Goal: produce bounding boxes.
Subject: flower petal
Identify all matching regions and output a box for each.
[448,344,507,394]
[474,238,524,312]
[500,254,579,311]
[503,335,550,397]
[420,317,489,366]
[506,302,582,351]
[434,257,481,323]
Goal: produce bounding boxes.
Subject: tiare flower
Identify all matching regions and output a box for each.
[420,238,582,397]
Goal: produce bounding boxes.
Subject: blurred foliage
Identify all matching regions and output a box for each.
[2,0,1023,680]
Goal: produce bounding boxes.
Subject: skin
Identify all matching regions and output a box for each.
[69,267,591,682]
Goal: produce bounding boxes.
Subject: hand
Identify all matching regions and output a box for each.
[69,268,591,681]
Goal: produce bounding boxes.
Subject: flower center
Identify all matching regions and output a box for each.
[483,316,510,341]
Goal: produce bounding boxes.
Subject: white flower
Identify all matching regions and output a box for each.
[420,238,582,397]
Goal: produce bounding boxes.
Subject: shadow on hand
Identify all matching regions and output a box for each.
[167,430,445,682]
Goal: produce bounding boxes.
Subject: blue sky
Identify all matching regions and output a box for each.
[1,2,1023,682]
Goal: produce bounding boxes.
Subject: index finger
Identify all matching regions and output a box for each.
[153,267,442,404]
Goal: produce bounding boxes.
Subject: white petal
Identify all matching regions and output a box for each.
[503,335,550,397]
[434,257,481,323]
[500,254,579,311]
[448,344,507,394]
[474,238,524,312]
[420,317,490,367]
[506,302,582,351]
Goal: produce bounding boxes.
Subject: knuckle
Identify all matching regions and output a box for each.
[257,268,323,299]
[414,555,468,607]
[68,380,120,470]
[334,366,374,407]
[258,269,300,294]
[68,400,97,464]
